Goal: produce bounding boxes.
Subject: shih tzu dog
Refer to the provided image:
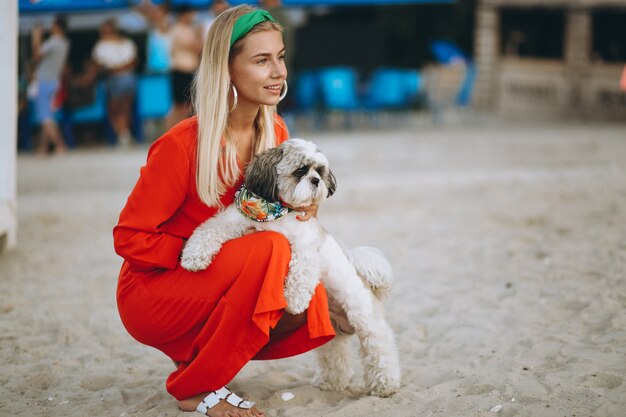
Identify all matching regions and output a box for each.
[181,138,401,397]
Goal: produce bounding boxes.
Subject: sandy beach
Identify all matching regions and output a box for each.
[1,118,625,417]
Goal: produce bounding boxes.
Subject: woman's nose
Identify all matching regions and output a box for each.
[272,60,287,78]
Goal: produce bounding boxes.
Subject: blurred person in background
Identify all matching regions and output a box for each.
[135,0,172,75]
[30,15,70,155]
[92,18,138,147]
[167,5,203,128]
[201,0,231,39]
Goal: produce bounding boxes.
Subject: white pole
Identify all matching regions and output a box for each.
[0,0,18,253]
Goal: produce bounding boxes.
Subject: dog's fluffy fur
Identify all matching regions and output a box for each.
[181,139,401,397]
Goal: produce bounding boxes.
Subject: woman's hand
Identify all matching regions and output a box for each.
[284,203,318,222]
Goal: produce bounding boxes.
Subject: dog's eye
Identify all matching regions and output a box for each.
[316,166,326,176]
[293,166,309,177]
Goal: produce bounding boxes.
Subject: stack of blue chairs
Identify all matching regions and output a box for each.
[317,66,360,111]
[430,39,476,107]
[56,73,172,146]
[362,68,423,110]
[294,70,320,113]
[293,66,425,129]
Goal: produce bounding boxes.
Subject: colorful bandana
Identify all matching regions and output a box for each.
[230,10,277,47]
[234,185,291,222]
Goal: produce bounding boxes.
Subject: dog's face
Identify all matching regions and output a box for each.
[244,138,337,207]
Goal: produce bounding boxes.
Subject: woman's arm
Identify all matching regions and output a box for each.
[113,135,191,270]
[31,24,44,63]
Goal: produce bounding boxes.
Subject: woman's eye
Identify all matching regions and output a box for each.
[257,58,267,64]
[278,55,285,61]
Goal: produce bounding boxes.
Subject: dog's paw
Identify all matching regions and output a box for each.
[180,255,209,272]
[180,244,213,272]
[284,283,314,314]
[313,377,350,392]
[180,238,224,271]
[365,372,401,398]
[284,297,309,315]
[367,382,400,398]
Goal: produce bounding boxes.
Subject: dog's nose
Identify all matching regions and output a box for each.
[310,177,320,187]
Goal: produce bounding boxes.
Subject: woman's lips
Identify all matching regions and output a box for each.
[265,84,282,95]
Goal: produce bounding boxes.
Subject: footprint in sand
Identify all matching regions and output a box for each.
[463,384,496,396]
[25,366,56,390]
[79,374,116,391]
[586,373,623,390]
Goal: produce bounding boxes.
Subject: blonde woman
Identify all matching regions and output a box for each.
[113,6,335,417]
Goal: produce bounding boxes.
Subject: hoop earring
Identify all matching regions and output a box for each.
[230,84,238,112]
[279,80,288,102]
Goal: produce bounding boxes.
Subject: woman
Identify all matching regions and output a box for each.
[30,16,70,155]
[135,0,172,75]
[113,6,335,417]
[92,19,138,146]
[167,6,204,128]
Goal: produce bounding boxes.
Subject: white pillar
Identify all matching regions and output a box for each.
[0,0,18,253]
[564,6,592,115]
[473,3,500,109]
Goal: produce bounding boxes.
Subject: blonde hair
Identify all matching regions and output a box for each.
[192,5,283,207]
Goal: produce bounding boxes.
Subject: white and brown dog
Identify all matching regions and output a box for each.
[181,138,400,397]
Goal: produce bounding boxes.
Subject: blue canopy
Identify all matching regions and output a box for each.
[20,0,453,13]
[20,0,139,13]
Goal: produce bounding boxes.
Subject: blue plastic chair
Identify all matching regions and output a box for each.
[430,40,467,65]
[317,67,360,111]
[363,68,406,109]
[295,71,319,112]
[456,63,476,107]
[71,81,107,124]
[137,74,172,120]
[363,68,424,110]
[429,40,476,107]
[403,69,423,103]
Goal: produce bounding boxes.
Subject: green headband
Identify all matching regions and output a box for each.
[230,10,277,47]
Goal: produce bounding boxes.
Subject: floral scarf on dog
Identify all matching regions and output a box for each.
[234,185,291,222]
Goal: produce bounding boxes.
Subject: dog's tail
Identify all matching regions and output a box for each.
[343,245,393,300]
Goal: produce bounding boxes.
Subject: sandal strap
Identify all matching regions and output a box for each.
[195,386,255,414]
[225,392,255,409]
[215,387,231,399]
[196,392,220,414]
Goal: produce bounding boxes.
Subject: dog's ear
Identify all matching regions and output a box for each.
[245,147,284,202]
[325,168,337,197]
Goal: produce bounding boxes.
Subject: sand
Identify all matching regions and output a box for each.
[1,118,625,417]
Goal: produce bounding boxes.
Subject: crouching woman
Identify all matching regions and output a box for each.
[113,6,335,417]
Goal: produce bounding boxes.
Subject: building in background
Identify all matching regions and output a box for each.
[473,0,626,120]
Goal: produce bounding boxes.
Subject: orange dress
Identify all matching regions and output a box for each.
[113,116,335,401]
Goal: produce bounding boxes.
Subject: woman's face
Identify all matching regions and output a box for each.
[229,30,287,109]
[100,21,115,37]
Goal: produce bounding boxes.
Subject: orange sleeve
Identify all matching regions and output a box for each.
[274,114,289,144]
[113,135,190,270]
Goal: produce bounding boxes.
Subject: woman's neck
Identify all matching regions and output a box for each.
[228,103,259,133]
[228,104,260,166]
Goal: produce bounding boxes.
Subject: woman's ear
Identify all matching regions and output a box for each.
[325,168,337,197]
[244,147,284,202]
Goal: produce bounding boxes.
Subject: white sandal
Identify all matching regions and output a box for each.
[196,386,255,414]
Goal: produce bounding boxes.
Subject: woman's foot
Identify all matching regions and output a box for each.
[178,390,264,417]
